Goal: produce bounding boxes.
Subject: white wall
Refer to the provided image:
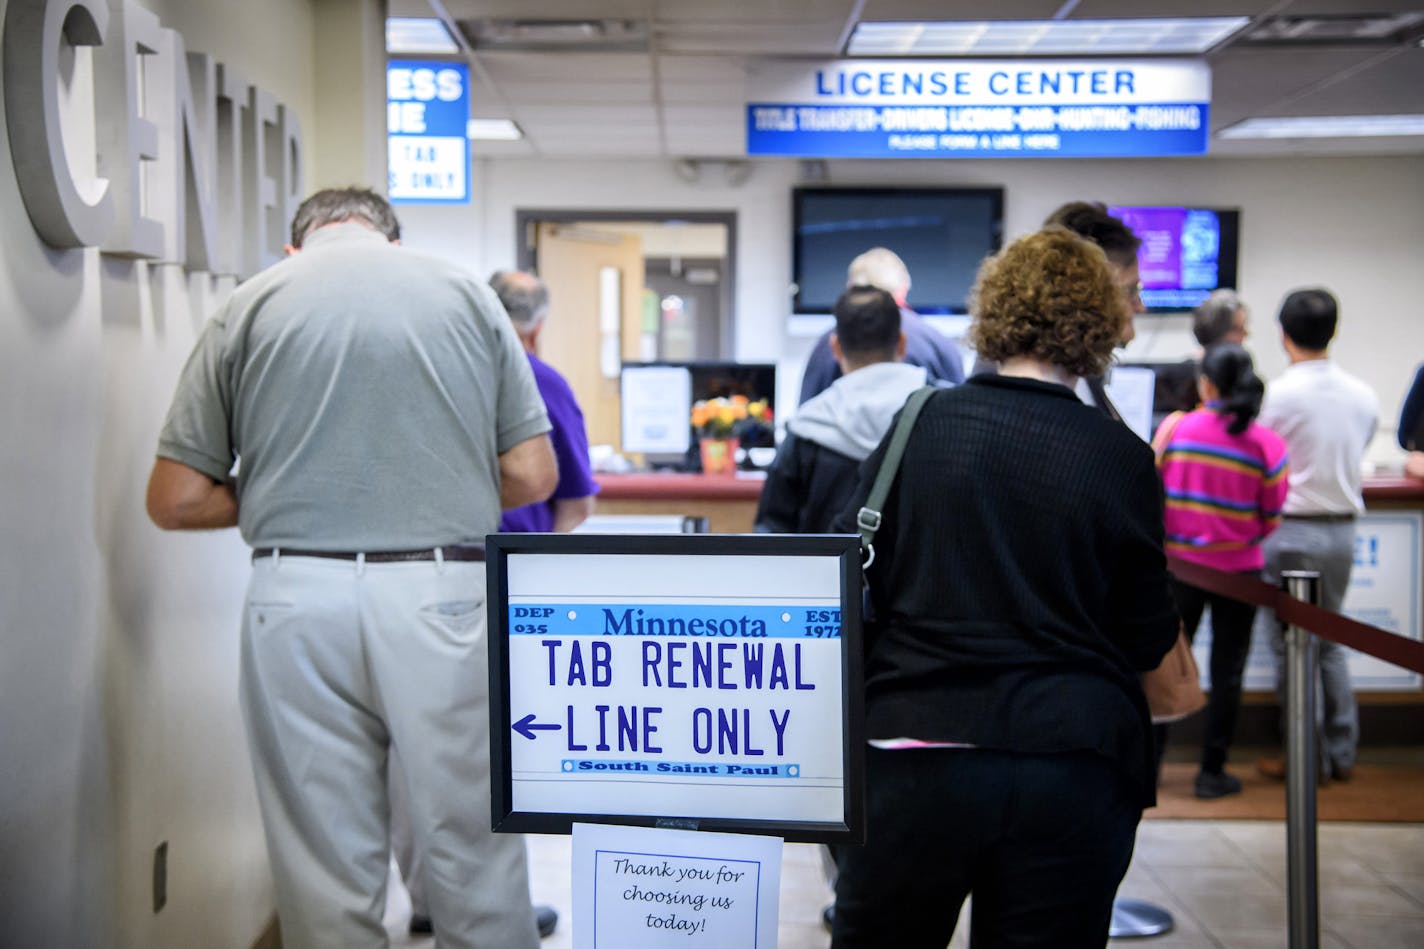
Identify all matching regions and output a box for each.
[0,1,331,946]
[400,153,1424,465]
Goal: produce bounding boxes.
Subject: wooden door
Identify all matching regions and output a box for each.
[533,223,645,448]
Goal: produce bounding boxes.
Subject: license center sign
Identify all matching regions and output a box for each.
[489,537,863,842]
[747,59,1211,158]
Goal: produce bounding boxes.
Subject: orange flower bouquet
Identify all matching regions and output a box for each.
[690,395,772,474]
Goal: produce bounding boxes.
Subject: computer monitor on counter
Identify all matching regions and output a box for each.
[620,361,777,471]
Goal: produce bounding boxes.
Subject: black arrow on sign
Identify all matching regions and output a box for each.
[512,713,562,740]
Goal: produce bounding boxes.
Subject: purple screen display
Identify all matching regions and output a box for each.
[1109,206,1223,310]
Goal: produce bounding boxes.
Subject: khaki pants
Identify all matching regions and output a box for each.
[239,555,538,949]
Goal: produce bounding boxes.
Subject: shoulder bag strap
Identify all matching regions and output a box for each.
[856,385,938,568]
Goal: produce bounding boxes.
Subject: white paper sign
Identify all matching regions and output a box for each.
[572,823,782,948]
[1103,365,1156,442]
[621,365,693,454]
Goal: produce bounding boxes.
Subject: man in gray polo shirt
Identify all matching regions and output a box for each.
[146,187,557,948]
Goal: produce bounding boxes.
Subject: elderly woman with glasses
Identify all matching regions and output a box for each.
[830,227,1180,949]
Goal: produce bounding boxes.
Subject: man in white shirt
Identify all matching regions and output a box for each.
[1256,288,1378,783]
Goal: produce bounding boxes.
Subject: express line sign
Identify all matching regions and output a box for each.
[386,60,469,203]
[746,59,1211,158]
[487,535,865,844]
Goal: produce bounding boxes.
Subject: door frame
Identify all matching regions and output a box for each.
[515,209,738,359]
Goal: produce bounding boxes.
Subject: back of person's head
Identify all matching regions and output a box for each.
[833,285,901,365]
[489,270,551,331]
[1043,201,1141,269]
[967,226,1126,379]
[1193,289,1245,347]
[289,187,400,248]
[846,247,911,299]
[1277,287,1338,351]
[1200,343,1265,435]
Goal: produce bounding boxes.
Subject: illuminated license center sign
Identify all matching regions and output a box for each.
[747,59,1211,158]
[489,536,863,843]
[387,60,469,203]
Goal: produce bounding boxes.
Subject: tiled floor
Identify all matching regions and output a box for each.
[386,819,1424,948]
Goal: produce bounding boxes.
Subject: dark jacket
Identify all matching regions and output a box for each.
[837,374,1179,807]
[754,434,862,534]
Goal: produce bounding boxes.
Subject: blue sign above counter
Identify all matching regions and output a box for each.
[747,59,1211,158]
[387,60,470,203]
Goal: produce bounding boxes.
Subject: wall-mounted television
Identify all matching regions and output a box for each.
[620,361,777,470]
[793,187,1004,315]
[1107,206,1241,312]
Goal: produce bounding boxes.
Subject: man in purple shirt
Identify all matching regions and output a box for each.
[493,270,599,533]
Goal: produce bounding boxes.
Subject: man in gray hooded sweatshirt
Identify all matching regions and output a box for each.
[756,285,929,533]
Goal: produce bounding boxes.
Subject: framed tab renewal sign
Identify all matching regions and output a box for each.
[487,534,864,843]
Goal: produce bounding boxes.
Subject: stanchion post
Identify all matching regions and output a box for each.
[1282,570,1321,949]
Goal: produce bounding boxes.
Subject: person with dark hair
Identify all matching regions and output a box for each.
[798,247,964,404]
[1193,289,1250,349]
[1256,288,1378,784]
[828,228,1178,948]
[147,187,559,947]
[1398,363,1424,478]
[1152,344,1289,798]
[1042,202,1146,418]
[287,185,401,246]
[1396,363,1424,452]
[756,285,923,533]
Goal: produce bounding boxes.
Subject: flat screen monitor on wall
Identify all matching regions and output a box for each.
[1107,206,1241,313]
[620,361,777,470]
[793,187,1005,315]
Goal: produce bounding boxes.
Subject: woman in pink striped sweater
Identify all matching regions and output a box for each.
[1153,343,1289,799]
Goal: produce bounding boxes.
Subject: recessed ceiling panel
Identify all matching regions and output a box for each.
[1271,52,1424,117]
[477,51,653,83]
[1208,46,1406,128]
[498,80,655,105]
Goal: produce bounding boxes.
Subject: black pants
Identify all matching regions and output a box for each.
[1156,575,1257,774]
[832,747,1138,949]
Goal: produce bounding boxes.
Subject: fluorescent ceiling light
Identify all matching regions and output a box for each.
[467,118,523,141]
[386,17,458,55]
[848,17,1249,56]
[1219,115,1424,139]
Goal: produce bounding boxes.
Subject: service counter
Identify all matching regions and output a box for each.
[1363,475,1424,507]
[593,472,765,534]
[593,472,1424,720]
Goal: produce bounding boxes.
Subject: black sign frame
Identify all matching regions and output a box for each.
[487,532,865,844]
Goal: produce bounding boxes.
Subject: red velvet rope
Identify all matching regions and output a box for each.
[1165,555,1424,677]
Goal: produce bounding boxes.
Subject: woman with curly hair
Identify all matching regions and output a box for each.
[831,227,1179,948]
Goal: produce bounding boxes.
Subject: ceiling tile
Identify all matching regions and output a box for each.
[1208,46,1405,128]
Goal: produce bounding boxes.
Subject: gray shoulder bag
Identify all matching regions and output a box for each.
[855,385,938,569]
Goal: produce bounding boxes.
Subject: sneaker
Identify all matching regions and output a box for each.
[408,913,433,935]
[536,904,559,939]
[1194,770,1243,799]
[1332,764,1355,782]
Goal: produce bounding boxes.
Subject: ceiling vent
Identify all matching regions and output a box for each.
[458,18,648,53]
[1240,12,1424,46]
